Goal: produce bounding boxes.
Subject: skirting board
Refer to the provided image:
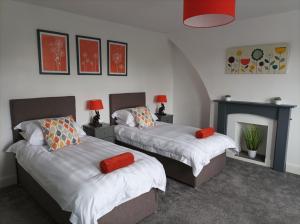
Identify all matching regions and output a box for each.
[0,175,17,188]
[286,163,300,175]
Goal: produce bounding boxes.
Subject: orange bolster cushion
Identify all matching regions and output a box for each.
[100,152,134,174]
[195,128,215,138]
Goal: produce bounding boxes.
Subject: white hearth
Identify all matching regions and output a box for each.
[226,113,277,167]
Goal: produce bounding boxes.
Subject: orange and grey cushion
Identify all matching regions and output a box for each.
[40,116,80,151]
[130,107,155,128]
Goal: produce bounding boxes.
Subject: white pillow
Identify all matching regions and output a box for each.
[14,120,45,145]
[112,108,158,126]
[72,120,87,137]
[6,141,27,154]
[14,117,86,145]
[151,112,158,121]
[115,118,136,127]
[112,109,136,126]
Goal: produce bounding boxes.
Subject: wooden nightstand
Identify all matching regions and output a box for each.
[83,123,115,143]
[155,114,173,124]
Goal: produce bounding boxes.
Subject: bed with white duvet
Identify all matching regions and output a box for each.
[115,122,238,177]
[7,136,166,224]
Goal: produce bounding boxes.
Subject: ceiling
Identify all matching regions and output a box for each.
[13,0,300,33]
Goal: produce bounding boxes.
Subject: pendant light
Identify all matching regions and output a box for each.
[183,0,235,28]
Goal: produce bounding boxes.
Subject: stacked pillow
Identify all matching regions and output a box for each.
[112,107,157,128]
[39,116,81,151]
[130,107,155,128]
[14,115,85,151]
[112,109,136,127]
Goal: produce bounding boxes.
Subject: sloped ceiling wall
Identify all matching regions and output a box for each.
[170,41,210,128]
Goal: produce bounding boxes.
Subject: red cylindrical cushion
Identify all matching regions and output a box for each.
[100,152,134,174]
[195,128,215,138]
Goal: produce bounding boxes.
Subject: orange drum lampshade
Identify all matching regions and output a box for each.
[183,0,235,28]
[156,95,167,103]
[88,100,103,111]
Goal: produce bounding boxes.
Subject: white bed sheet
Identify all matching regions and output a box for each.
[114,122,238,177]
[7,136,166,224]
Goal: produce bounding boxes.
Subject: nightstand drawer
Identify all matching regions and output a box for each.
[95,126,114,138]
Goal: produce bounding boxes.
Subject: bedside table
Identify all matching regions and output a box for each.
[83,123,115,143]
[155,114,173,124]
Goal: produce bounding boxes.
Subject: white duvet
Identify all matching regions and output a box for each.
[115,122,238,177]
[7,136,166,224]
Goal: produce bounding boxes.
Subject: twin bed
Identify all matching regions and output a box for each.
[109,92,236,187]
[9,96,165,224]
[8,94,237,224]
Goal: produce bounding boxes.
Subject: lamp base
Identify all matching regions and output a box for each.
[158,103,166,116]
[90,111,102,127]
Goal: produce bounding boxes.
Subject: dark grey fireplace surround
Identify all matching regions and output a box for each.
[214,100,296,172]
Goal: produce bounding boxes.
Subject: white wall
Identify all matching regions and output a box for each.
[1,1,298,189]
[170,42,210,128]
[170,10,300,174]
[0,0,174,187]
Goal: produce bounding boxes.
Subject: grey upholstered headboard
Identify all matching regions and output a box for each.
[10,96,76,142]
[109,92,146,125]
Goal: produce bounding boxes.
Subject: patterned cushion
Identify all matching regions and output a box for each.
[130,107,155,128]
[39,116,80,151]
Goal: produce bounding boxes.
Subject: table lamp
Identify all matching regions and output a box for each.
[156,95,167,116]
[87,99,104,127]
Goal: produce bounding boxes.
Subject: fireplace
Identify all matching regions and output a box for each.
[226,114,276,167]
[214,100,296,172]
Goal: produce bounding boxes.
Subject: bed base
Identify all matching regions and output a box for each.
[17,157,158,224]
[116,140,226,188]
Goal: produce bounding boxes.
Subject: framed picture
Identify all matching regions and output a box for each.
[107,40,128,76]
[76,35,102,75]
[37,29,70,75]
[225,43,289,74]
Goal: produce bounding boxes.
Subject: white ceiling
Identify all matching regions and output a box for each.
[13,0,300,33]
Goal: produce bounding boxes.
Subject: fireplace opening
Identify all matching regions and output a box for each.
[238,122,268,163]
[226,114,276,167]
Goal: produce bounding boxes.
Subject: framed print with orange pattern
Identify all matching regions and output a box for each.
[107,40,128,76]
[37,29,70,75]
[76,35,102,75]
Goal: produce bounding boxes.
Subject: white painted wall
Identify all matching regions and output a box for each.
[170,10,300,174]
[0,0,174,187]
[170,42,210,128]
[1,0,298,189]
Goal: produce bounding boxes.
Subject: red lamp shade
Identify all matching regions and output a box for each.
[156,95,167,103]
[183,0,235,28]
[88,100,103,111]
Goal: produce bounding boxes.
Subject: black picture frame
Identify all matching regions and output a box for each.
[107,40,128,76]
[76,35,102,76]
[37,29,70,75]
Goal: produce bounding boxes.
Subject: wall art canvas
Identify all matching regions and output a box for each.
[37,29,70,75]
[225,43,289,74]
[107,40,127,76]
[76,35,102,75]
